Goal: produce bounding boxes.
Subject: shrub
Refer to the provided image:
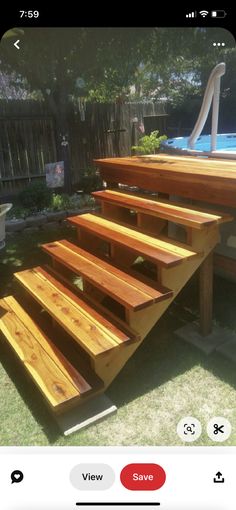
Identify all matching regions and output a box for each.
[7,205,30,220]
[19,181,52,212]
[78,167,103,194]
[79,194,96,208]
[50,193,71,211]
[132,130,167,155]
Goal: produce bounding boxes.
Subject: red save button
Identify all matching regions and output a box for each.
[120,463,166,491]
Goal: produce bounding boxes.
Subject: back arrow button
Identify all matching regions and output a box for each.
[14,40,20,50]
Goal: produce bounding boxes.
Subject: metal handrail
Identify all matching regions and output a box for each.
[188,62,226,151]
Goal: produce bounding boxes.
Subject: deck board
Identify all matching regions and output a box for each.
[93,190,232,229]
[14,266,132,358]
[68,213,200,267]
[42,239,172,310]
[0,296,95,410]
[94,155,236,207]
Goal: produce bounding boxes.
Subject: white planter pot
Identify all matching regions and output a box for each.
[0,203,12,249]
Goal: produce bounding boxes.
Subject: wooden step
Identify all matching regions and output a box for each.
[44,264,141,340]
[42,240,173,311]
[0,296,103,413]
[14,266,136,359]
[68,213,200,267]
[92,190,233,229]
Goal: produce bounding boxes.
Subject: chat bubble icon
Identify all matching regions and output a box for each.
[11,470,24,484]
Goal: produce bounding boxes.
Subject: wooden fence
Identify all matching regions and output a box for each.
[0,100,167,197]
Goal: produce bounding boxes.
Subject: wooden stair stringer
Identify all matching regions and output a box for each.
[91,225,220,389]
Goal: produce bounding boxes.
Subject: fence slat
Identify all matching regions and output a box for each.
[0,99,166,197]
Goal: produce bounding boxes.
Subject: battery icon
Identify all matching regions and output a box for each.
[211,10,227,18]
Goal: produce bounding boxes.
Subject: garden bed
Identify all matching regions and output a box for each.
[3,184,100,234]
[5,205,99,233]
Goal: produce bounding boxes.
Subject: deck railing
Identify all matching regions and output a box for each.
[188,62,226,151]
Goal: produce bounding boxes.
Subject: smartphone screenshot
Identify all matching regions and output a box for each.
[0,6,235,509]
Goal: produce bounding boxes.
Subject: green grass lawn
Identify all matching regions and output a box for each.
[1,226,236,446]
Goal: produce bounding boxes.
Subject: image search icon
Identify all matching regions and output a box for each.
[11,470,24,484]
[177,416,202,442]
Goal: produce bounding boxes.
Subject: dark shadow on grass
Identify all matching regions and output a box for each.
[107,276,236,409]
[173,272,236,331]
[198,349,236,390]
[0,225,77,298]
[0,339,61,444]
[107,307,204,407]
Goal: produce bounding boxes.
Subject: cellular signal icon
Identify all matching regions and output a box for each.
[186,11,196,18]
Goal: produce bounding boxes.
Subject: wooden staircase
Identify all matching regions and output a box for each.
[0,172,233,423]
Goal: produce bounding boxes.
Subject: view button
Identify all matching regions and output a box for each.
[120,463,166,491]
[70,464,115,490]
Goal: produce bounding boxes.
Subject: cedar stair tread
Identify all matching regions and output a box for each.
[14,266,136,358]
[42,239,173,310]
[92,190,233,229]
[68,213,200,267]
[0,296,103,412]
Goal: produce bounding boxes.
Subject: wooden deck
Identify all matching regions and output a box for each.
[94,154,236,207]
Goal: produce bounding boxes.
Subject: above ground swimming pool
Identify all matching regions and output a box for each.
[162,133,236,159]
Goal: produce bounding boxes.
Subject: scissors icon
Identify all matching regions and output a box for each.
[213,423,224,435]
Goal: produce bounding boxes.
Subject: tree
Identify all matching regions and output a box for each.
[1,27,235,186]
[130,28,236,104]
[0,27,151,190]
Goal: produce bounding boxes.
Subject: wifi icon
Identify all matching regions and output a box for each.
[200,10,209,17]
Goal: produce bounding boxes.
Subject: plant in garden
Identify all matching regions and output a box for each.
[50,193,71,211]
[7,206,31,220]
[132,130,167,155]
[67,194,82,209]
[78,167,103,194]
[19,181,52,212]
[79,194,96,208]
[8,190,97,220]
[49,192,95,211]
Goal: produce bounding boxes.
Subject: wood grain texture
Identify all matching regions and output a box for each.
[94,155,236,207]
[199,252,213,336]
[42,239,172,310]
[14,266,132,358]
[141,153,236,167]
[0,296,95,410]
[41,265,138,343]
[44,263,140,342]
[68,213,200,267]
[93,190,232,229]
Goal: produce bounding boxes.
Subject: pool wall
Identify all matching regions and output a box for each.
[162,133,236,159]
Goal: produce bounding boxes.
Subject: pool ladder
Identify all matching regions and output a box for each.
[188,62,226,152]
